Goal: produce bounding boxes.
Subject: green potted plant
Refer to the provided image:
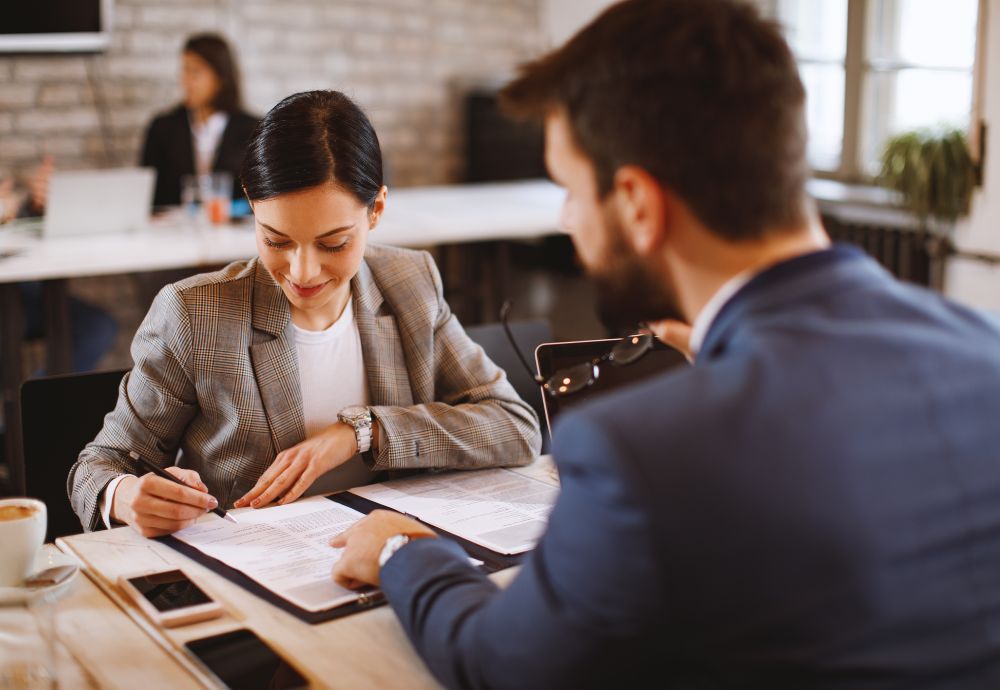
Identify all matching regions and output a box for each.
[877,127,978,290]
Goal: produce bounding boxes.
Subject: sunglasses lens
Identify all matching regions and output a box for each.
[545,363,598,396]
[610,333,653,365]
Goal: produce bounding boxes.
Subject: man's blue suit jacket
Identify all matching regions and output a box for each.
[381,245,1000,689]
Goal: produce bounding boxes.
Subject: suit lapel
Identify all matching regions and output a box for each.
[248,261,306,453]
[352,257,414,407]
[174,108,197,178]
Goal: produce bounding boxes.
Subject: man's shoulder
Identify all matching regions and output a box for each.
[552,360,738,466]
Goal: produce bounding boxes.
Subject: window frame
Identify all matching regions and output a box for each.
[759,0,986,183]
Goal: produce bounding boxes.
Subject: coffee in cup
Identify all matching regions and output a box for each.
[0,498,46,587]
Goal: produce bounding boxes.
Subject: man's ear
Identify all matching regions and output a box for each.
[612,166,668,255]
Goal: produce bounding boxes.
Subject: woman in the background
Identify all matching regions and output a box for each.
[141,33,258,208]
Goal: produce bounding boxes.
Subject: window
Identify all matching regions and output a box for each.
[763,0,982,180]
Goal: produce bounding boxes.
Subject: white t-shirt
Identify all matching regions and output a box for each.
[290,297,375,494]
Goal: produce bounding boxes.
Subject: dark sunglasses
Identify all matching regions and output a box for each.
[499,301,655,398]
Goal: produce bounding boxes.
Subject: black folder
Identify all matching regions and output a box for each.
[159,492,526,625]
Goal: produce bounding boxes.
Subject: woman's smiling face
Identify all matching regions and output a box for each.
[252,181,387,330]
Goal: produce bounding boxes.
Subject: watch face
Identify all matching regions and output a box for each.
[340,406,370,424]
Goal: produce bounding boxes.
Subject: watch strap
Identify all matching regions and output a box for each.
[378,534,411,568]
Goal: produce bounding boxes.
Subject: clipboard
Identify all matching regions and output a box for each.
[159,493,526,625]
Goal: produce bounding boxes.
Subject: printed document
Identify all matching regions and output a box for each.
[174,496,364,612]
[173,464,561,610]
[350,467,558,554]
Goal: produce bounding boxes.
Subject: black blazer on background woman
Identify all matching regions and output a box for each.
[140,105,259,208]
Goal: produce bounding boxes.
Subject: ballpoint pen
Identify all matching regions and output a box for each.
[129,451,237,523]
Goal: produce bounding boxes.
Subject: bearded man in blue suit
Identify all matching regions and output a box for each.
[330,1,1000,687]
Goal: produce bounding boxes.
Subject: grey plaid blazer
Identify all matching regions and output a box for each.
[68,244,542,531]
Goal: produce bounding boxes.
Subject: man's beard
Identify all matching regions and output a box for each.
[588,208,683,335]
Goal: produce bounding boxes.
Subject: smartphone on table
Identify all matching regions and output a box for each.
[118,568,223,628]
[184,628,310,690]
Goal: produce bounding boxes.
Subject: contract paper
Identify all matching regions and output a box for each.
[173,496,365,612]
[349,468,559,555]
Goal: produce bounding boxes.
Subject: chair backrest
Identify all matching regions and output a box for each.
[21,368,128,541]
[465,318,552,452]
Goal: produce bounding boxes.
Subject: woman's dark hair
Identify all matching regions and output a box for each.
[240,90,384,207]
[500,0,808,241]
[184,33,243,114]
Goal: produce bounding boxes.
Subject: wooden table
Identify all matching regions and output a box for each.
[4,459,558,689]
[0,179,565,491]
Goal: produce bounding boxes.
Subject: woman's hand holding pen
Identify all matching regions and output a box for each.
[112,467,218,538]
[234,420,368,509]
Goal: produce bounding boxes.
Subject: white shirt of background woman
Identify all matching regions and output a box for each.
[190,111,229,176]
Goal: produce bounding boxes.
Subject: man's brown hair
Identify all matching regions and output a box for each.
[500,0,809,241]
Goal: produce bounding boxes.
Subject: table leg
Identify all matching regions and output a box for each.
[42,279,72,375]
[0,282,25,495]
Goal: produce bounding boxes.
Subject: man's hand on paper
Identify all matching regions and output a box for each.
[113,467,218,537]
[330,510,437,588]
[234,422,358,509]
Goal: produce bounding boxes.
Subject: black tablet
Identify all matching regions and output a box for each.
[534,337,688,433]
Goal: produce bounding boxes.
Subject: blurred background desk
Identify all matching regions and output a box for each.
[0,180,564,493]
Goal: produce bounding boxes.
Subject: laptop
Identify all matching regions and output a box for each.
[43,167,155,237]
[534,336,689,435]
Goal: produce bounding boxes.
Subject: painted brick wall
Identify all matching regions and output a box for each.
[0,0,542,187]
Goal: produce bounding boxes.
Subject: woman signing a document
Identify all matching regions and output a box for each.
[69,90,542,537]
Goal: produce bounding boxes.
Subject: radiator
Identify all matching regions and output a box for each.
[821,212,933,287]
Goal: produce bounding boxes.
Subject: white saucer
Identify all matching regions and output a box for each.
[0,550,81,605]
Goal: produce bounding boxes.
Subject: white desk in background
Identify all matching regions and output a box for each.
[0,179,564,493]
[0,180,564,283]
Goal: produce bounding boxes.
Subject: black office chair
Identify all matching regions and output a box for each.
[465,318,553,452]
[20,368,128,541]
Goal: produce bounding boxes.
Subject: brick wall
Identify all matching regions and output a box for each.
[0,0,542,187]
[2,0,543,374]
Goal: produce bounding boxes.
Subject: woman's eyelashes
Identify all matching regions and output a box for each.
[262,236,290,249]
[319,239,349,253]
[262,235,349,253]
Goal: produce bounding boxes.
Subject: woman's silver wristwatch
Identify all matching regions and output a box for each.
[338,406,373,454]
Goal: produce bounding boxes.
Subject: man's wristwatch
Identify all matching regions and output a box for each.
[378,534,411,568]
[338,406,373,454]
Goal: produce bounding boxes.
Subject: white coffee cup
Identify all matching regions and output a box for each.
[0,498,47,587]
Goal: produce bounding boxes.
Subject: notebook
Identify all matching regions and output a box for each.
[43,167,155,237]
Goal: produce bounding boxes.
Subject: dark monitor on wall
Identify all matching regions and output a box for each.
[465,90,547,183]
[1,0,111,53]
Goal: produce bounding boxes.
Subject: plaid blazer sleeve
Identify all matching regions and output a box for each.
[369,252,542,470]
[67,283,199,531]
